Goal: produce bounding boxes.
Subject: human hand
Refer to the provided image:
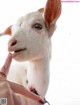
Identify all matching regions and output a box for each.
[0,53,45,105]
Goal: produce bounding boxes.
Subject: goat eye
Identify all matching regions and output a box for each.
[33,23,43,30]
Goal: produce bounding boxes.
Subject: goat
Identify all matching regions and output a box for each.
[0,0,61,104]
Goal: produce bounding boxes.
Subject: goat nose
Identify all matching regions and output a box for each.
[9,40,17,47]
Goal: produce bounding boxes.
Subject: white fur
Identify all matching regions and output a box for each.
[0,0,61,104]
[7,11,51,105]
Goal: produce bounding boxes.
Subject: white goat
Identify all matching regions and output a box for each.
[0,0,61,104]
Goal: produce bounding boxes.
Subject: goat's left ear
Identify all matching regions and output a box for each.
[44,0,61,36]
[0,25,12,36]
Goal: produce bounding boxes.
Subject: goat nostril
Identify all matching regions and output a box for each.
[10,40,17,46]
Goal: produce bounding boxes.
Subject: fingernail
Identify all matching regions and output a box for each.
[8,53,12,58]
[39,99,45,104]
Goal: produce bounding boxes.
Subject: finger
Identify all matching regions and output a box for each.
[8,81,45,104]
[0,53,12,76]
[0,81,21,105]
[12,93,22,105]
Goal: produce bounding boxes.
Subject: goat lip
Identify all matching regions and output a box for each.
[10,48,26,55]
[15,48,26,53]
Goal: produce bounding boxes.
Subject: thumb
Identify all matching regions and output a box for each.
[8,81,45,104]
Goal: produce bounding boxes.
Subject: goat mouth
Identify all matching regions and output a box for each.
[10,48,26,56]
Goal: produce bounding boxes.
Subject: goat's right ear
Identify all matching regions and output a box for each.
[0,25,12,36]
[44,0,61,37]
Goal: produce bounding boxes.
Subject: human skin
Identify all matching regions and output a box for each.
[0,53,45,105]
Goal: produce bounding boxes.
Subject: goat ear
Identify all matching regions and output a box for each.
[44,0,61,36]
[0,25,12,36]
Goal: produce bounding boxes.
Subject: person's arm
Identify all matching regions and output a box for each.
[0,53,45,105]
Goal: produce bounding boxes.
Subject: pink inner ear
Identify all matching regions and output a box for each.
[44,0,61,25]
[3,25,12,35]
